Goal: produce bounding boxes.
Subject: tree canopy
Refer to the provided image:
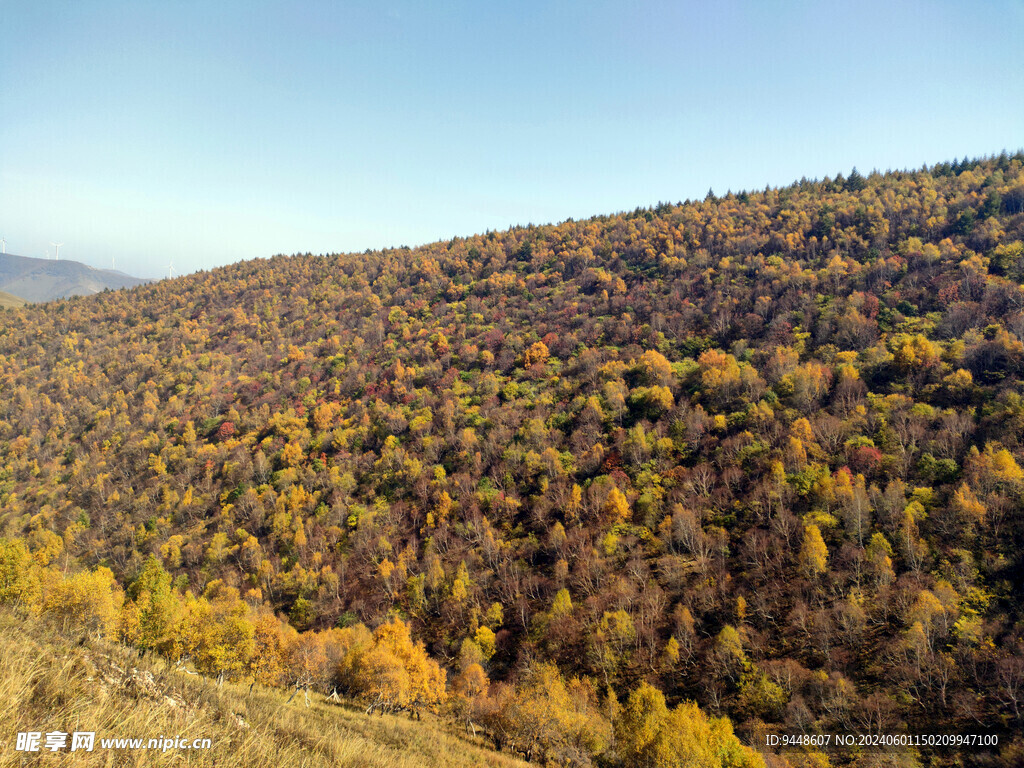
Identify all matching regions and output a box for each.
[3,153,1024,765]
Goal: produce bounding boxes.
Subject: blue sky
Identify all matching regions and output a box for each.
[1,1,1022,279]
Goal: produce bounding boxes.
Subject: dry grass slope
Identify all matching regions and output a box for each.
[0,610,528,767]
[0,290,27,308]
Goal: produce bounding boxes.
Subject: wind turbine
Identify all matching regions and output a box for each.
[0,237,6,254]
[51,242,64,261]
[167,261,176,279]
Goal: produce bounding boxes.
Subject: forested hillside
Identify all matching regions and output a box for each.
[3,154,1024,766]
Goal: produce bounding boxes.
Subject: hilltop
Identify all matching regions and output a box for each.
[2,153,1024,766]
[0,252,149,302]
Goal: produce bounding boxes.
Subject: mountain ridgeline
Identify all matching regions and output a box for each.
[0,252,149,302]
[3,154,1024,767]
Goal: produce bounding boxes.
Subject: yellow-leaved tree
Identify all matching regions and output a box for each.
[0,537,42,612]
[360,617,446,716]
[173,582,256,683]
[635,349,674,387]
[42,566,123,639]
[248,610,290,692]
[799,523,829,579]
[604,487,631,524]
[479,661,610,765]
[615,681,765,768]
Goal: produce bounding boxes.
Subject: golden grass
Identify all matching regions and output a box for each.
[0,611,528,767]
[0,291,27,309]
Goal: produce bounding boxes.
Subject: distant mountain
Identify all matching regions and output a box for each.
[0,289,27,308]
[0,253,149,302]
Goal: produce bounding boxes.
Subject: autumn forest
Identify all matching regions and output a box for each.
[3,154,1024,767]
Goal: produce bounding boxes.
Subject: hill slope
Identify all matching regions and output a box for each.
[0,253,149,301]
[0,610,529,768]
[0,290,27,308]
[2,153,1024,766]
